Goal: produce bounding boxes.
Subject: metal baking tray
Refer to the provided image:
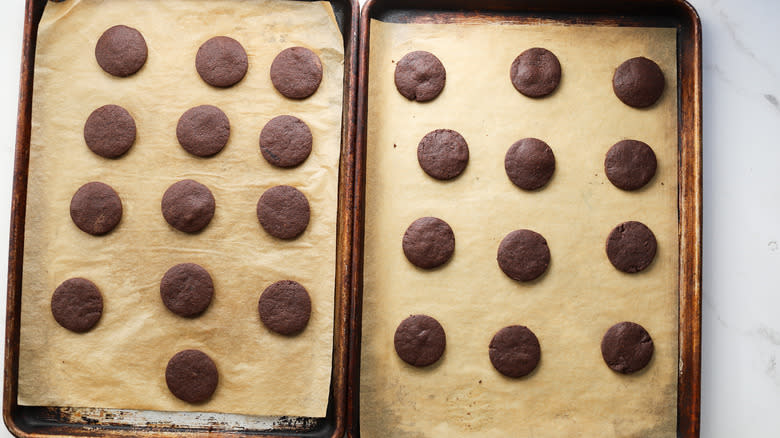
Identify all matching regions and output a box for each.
[3,0,358,436]
[349,0,701,436]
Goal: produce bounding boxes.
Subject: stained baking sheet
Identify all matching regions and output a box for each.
[359,19,679,437]
[18,0,343,418]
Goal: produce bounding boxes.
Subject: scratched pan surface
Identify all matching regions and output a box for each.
[3,0,358,436]
[349,0,701,436]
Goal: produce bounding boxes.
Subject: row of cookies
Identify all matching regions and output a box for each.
[394,48,665,108]
[415,129,657,192]
[96,25,323,96]
[85,103,314,167]
[394,315,654,377]
[70,180,310,239]
[402,217,656,276]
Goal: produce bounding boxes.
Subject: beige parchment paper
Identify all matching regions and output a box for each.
[19,0,343,418]
[361,20,678,437]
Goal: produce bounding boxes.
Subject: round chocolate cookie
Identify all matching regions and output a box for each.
[510,47,562,98]
[601,321,654,374]
[489,325,541,378]
[256,185,310,240]
[394,314,446,367]
[258,280,312,336]
[196,36,248,88]
[505,138,556,191]
[394,51,446,102]
[95,25,147,77]
[51,278,103,333]
[176,105,230,157]
[606,221,657,273]
[259,115,313,168]
[270,47,323,99]
[402,217,455,269]
[84,105,136,158]
[161,180,216,233]
[497,229,550,282]
[612,57,665,108]
[160,263,214,318]
[417,129,469,180]
[70,182,123,236]
[165,349,218,403]
[604,139,657,191]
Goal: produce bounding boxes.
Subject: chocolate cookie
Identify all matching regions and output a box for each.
[489,325,541,378]
[417,129,469,180]
[497,229,550,282]
[505,138,556,191]
[604,140,657,191]
[176,105,230,157]
[270,47,323,99]
[84,105,136,158]
[256,185,310,239]
[612,57,665,108]
[160,263,214,318]
[196,36,248,88]
[601,321,654,374]
[394,51,446,102]
[510,48,562,98]
[165,349,218,403]
[51,278,103,333]
[259,115,313,168]
[394,314,446,367]
[606,221,657,273]
[258,280,312,336]
[402,217,455,269]
[70,182,123,235]
[161,180,216,233]
[95,25,147,77]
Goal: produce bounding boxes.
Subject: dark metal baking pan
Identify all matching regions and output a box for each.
[3,0,359,436]
[349,0,701,436]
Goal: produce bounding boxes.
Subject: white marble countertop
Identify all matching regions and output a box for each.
[0,0,777,436]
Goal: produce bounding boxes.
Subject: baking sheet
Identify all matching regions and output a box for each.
[360,20,678,437]
[18,0,344,418]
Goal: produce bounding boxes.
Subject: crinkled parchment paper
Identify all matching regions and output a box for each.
[361,20,678,437]
[19,0,343,418]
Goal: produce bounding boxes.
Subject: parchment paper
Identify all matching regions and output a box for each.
[361,20,678,437]
[19,0,343,418]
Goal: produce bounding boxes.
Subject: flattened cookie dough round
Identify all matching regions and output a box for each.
[176,105,230,157]
[612,57,665,108]
[497,229,550,282]
[160,263,214,318]
[510,47,562,98]
[84,105,136,158]
[256,185,310,239]
[505,138,556,191]
[394,314,446,367]
[258,280,312,336]
[417,129,469,180]
[606,221,657,273]
[259,115,313,168]
[70,182,123,235]
[161,180,216,233]
[489,325,541,378]
[604,139,657,191]
[95,25,147,77]
[394,51,446,102]
[51,278,103,333]
[165,349,218,403]
[402,217,455,269]
[270,47,323,99]
[601,321,654,374]
[196,36,248,88]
